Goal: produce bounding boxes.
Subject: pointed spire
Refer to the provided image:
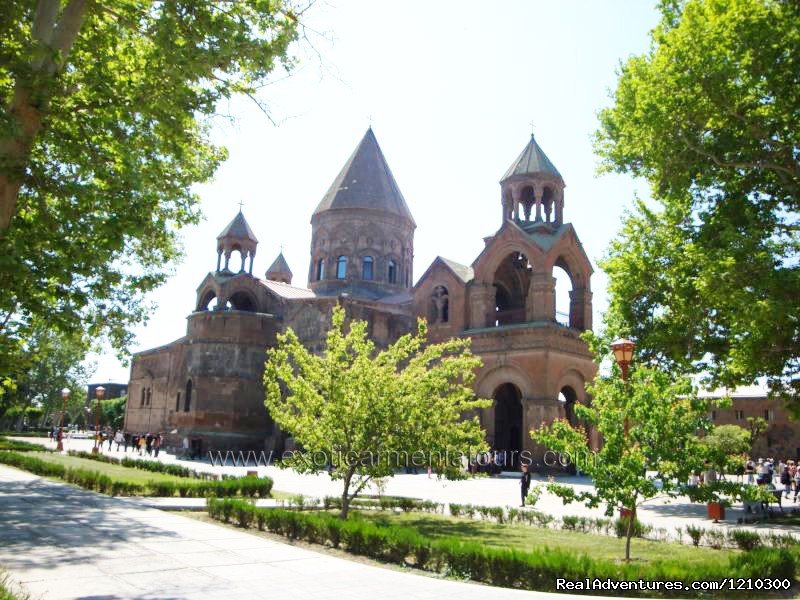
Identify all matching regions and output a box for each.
[313,129,415,226]
[501,134,562,181]
[266,251,293,284]
[217,210,258,243]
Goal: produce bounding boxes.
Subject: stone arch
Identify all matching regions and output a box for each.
[476,364,535,401]
[492,251,533,326]
[474,236,544,285]
[493,382,523,467]
[197,288,219,311]
[549,251,592,330]
[227,289,258,312]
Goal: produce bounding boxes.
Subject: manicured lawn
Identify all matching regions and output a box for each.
[28,451,196,485]
[24,451,294,498]
[354,510,736,565]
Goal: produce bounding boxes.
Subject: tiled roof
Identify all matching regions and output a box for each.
[439,257,474,283]
[259,279,315,299]
[217,211,258,242]
[313,128,415,225]
[501,134,562,181]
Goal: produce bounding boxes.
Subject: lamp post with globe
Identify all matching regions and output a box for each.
[92,386,105,454]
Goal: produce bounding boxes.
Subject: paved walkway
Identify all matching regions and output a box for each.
[0,465,608,600]
[22,437,800,541]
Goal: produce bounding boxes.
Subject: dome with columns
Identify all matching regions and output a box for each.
[216,210,258,274]
[500,134,565,227]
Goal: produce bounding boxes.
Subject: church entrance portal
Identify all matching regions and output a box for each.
[493,383,523,469]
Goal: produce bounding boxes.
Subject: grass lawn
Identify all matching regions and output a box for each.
[353,510,736,565]
[23,451,295,499]
[28,451,203,485]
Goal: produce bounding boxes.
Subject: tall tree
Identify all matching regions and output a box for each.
[0,326,91,428]
[595,0,800,408]
[264,306,490,519]
[0,0,301,391]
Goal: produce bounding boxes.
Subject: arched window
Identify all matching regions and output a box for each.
[336,256,347,279]
[184,379,192,412]
[431,286,449,324]
[362,256,373,280]
[175,392,181,412]
[316,258,325,280]
[388,260,397,284]
[140,388,146,407]
[146,388,151,406]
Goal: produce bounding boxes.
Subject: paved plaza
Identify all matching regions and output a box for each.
[26,437,800,540]
[0,464,613,600]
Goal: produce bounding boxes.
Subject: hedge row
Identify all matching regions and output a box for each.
[319,495,443,513]
[0,436,51,453]
[207,498,795,598]
[0,451,272,498]
[66,450,219,480]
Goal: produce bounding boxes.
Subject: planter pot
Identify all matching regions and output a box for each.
[619,508,634,519]
[707,502,725,521]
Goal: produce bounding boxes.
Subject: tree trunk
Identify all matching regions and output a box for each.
[624,505,636,561]
[339,469,354,519]
[0,0,89,233]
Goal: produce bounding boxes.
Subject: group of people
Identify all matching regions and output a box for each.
[109,430,164,457]
[746,457,800,501]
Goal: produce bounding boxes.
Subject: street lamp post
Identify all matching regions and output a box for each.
[610,338,636,437]
[92,386,105,454]
[57,388,70,451]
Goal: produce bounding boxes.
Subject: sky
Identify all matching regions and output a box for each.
[88,0,660,383]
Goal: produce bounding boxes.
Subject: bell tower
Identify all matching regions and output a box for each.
[216,210,258,274]
[500,134,565,226]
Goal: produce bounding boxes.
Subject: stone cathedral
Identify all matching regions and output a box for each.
[124,128,597,461]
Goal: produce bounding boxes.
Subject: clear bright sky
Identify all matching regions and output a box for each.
[88,0,660,383]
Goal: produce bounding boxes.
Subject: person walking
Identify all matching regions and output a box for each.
[781,461,792,497]
[520,463,531,507]
[137,434,146,456]
[153,434,161,458]
[114,430,124,451]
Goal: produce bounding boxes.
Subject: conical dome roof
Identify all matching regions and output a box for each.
[313,128,415,226]
[501,134,562,181]
[217,210,258,243]
[267,252,292,276]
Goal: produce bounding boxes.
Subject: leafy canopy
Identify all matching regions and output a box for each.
[595,0,800,407]
[264,306,490,518]
[0,0,301,392]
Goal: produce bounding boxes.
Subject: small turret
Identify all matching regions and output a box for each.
[500,134,565,226]
[216,210,258,274]
[266,252,293,285]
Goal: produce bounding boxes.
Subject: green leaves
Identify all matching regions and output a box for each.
[533,348,712,559]
[264,306,490,517]
[0,0,300,391]
[595,0,800,408]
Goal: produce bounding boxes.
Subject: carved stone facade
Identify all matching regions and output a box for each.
[125,130,596,464]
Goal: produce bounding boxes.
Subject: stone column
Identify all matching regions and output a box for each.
[569,288,593,331]
[527,271,556,322]
[469,283,495,328]
[554,192,564,225]
[534,188,543,221]
[216,250,222,272]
